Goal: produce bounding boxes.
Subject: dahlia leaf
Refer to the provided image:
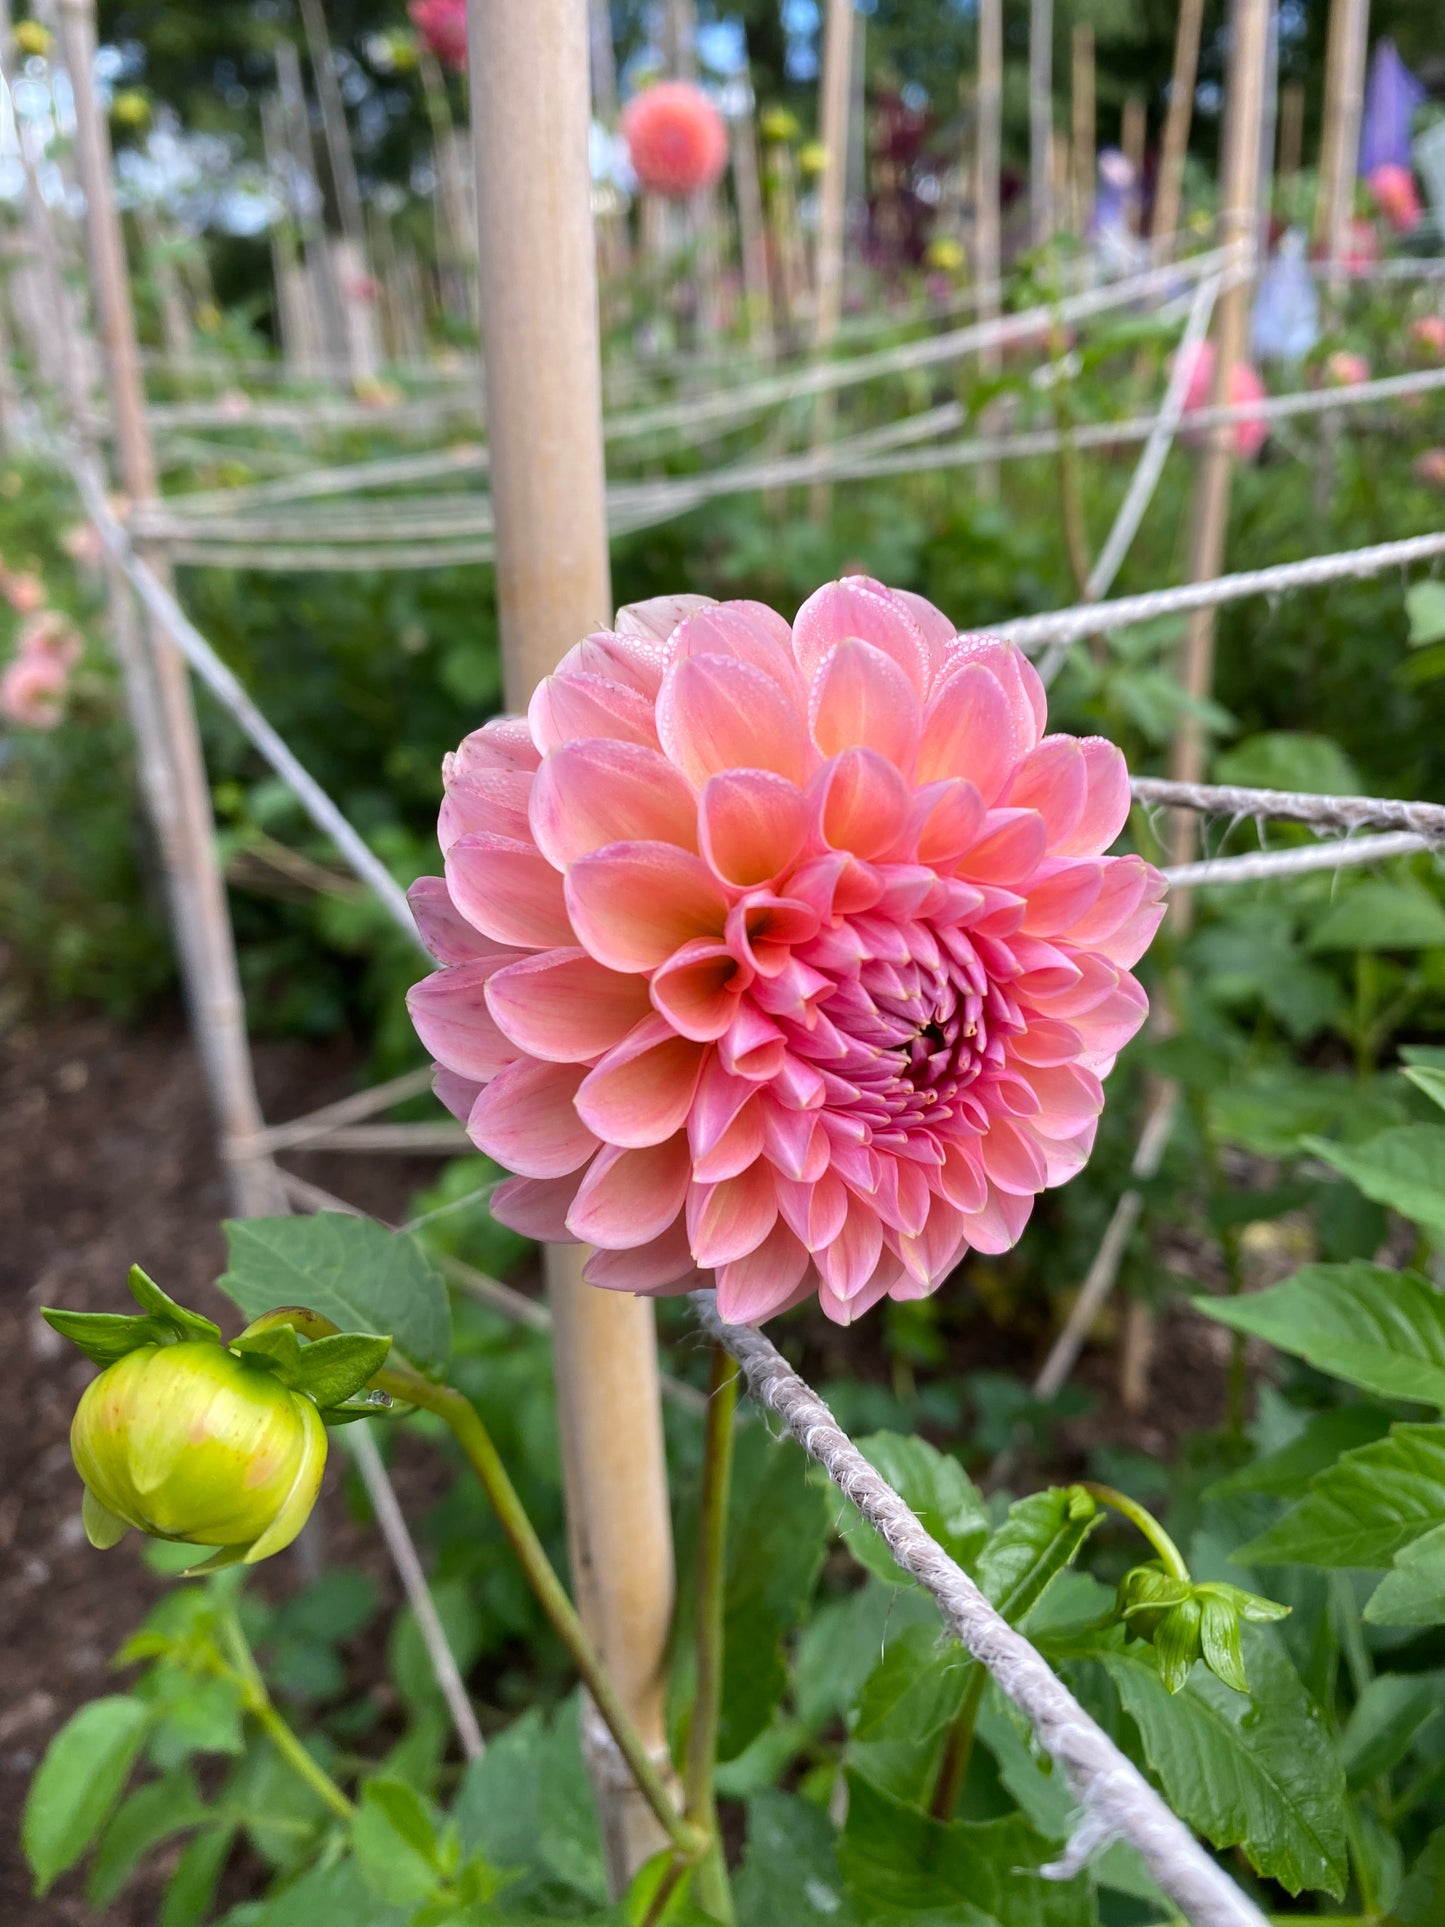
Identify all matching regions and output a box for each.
[733,1791,859,1927]
[23,1695,150,1895]
[845,1624,973,1807]
[1302,1127,1445,1241]
[218,1214,450,1377]
[1234,1422,1445,1569]
[1196,1261,1445,1409]
[1086,1631,1347,1898]
[977,1485,1100,1624]
[839,1433,990,1589]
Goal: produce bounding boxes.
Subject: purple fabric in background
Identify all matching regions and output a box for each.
[1358,39,1427,176]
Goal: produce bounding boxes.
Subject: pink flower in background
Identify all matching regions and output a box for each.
[1324,350,1370,387]
[408,582,1164,1326]
[1415,449,1445,489]
[622,82,729,199]
[408,0,467,72]
[1,649,66,728]
[1367,162,1422,234]
[19,611,81,667]
[1411,316,1445,360]
[1,570,45,614]
[61,523,104,569]
[1340,220,1379,277]
[1176,340,1269,459]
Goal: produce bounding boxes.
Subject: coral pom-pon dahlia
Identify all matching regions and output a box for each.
[408,581,1165,1326]
[621,81,729,199]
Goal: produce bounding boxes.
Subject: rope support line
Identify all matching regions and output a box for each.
[1162,829,1429,886]
[1131,775,1445,843]
[690,1290,1269,1927]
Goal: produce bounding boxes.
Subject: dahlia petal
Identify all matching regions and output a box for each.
[575,1018,707,1147]
[1008,1018,1085,1066]
[408,959,521,1080]
[1057,737,1132,855]
[530,740,700,869]
[979,1117,1049,1195]
[792,577,930,693]
[776,1171,849,1250]
[957,809,1049,887]
[528,669,660,753]
[699,769,810,887]
[566,842,728,972]
[937,1142,987,1212]
[725,895,821,977]
[1005,736,1087,847]
[650,939,747,1041]
[917,662,1020,798]
[1038,1121,1098,1186]
[1094,895,1168,970]
[565,630,669,698]
[761,1100,824,1180]
[1019,859,1106,937]
[583,1212,697,1292]
[448,716,540,777]
[718,1000,787,1079]
[433,1066,483,1124]
[818,1264,899,1324]
[1064,858,1151,948]
[938,637,1046,749]
[440,768,535,852]
[468,1057,597,1177]
[809,637,921,770]
[689,1055,757,1158]
[658,653,810,787]
[814,747,912,859]
[896,1199,968,1287]
[446,833,574,950]
[715,1220,811,1324]
[408,874,507,964]
[890,587,959,679]
[1070,975,1150,1054]
[614,592,716,642]
[693,1096,766,1181]
[491,1173,581,1241]
[688,1161,779,1266]
[1027,1063,1105,1137]
[565,1136,692,1247]
[485,949,654,1061]
[955,1183,1033,1254]
[913,779,986,868]
[815,1197,884,1299]
[672,601,804,702]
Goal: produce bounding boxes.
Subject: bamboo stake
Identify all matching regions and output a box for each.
[275,40,349,373]
[135,203,191,368]
[808,0,855,521]
[55,0,284,1220]
[663,0,698,82]
[1278,79,1304,187]
[1316,0,1369,290]
[588,0,618,122]
[1151,0,1205,261]
[730,83,774,357]
[1071,25,1095,237]
[1029,0,1054,247]
[296,0,366,256]
[1257,0,1280,229]
[465,0,677,1892]
[261,94,320,372]
[975,0,1003,499]
[1122,95,1146,226]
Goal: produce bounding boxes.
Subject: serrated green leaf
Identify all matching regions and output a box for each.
[1236,1422,1445,1568]
[838,1771,1096,1924]
[1340,1673,1441,1784]
[1303,1128,1445,1239]
[1207,1405,1395,1500]
[127,1267,223,1343]
[23,1695,150,1894]
[1196,1262,1445,1407]
[353,1777,442,1904]
[1092,1631,1347,1897]
[1214,731,1360,794]
[1365,1519,1445,1625]
[40,1307,172,1366]
[218,1214,450,1375]
[978,1486,1099,1624]
[158,1823,235,1927]
[733,1791,859,1926]
[845,1624,972,1806]
[86,1768,207,1906]
[1406,580,1445,647]
[452,1698,608,1909]
[1306,880,1445,952]
[838,1433,989,1589]
[238,1855,410,1927]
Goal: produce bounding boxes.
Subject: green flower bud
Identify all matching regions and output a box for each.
[70,1341,327,1573]
[1117,1562,1289,1694]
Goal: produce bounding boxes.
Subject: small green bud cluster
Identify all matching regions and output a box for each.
[44,1268,392,1574]
[1116,1562,1290,1694]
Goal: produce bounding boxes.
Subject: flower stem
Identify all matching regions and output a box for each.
[1080,1483,1191,1584]
[684,1347,740,1923]
[929,1663,985,1821]
[218,1611,355,1824]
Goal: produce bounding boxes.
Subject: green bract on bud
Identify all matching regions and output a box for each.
[42,1266,394,1575]
[71,1342,328,1573]
[1117,1562,1290,1694]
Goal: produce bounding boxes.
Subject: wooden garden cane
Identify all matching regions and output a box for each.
[808,0,855,522]
[975,0,1003,500]
[55,0,284,1220]
[1151,0,1205,262]
[1071,25,1095,239]
[1028,0,1054,247]
[1119,0,1272,1414]
[466,0,677,1893]
[1314,0,1369,293]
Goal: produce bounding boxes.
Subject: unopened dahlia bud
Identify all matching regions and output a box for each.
[1118,1564,1288,1694]
[71,1342,327,1572]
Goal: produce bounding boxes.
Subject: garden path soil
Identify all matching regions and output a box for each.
[0,1014,1236,1924]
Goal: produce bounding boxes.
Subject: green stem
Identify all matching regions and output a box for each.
[684,1347,740,1924]
[218,1613,354,1823]
[253,1308,702,1862]
[929,1664,985,1821]
[1080,1484,1191,1584]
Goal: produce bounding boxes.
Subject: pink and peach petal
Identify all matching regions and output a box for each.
[565,1136,693,1247]
[1005,736,1087,847]
[658,652,812,787]
[813,747,912,860]
[1057,737,1132,855]
[408,959,521,1080]
[530,740,700,869]
[809,637,921,770]
[440,768,536,852]
[699,769,810,888]
[468,1057,598,1177]
[792,577,930,693]
[614,593,716,642]
[576,1019,707,1147]
[485,949,654,1062]
[687,1160,779,1266]
[671,601,805,703]
[445,834,574,950]
[528,670,660,754]
[566,842,728,972]
[449,716,540,777]
[715,1219,811,1323]
[650,940,746,1041]
[491,1173,582,1242]
[917,661,1020,798]
[432,1065,483,1124]
[408,875,513,965]
[583,1213,698,1292]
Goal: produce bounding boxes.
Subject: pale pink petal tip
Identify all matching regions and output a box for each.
[408,578,1163,1324]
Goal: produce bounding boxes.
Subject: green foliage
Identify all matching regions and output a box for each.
[23,1696,151,1894]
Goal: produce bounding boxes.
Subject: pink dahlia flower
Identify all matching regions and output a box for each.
[1367,162,1422,234]
[19,610,81,668]
[408,583,1164,1325]
[1,569,45,614]
[1411,316,1445,360]
[1415,448,1445,489]
[622,82,729,200]
[1,649,66,728]
[1324,350,1370,388]
[408,0,467,72]
[1177,340,1269,460]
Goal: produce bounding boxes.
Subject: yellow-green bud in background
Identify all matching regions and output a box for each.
[72,1342,327,1572]
[925,236,966,276]
[798,140,829,178]
[759,106,799,146]
[110,90,151,129]
[14,19,51,56]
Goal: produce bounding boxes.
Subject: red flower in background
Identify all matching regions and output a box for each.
[409,0,467,73]
[622,82,728,199]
